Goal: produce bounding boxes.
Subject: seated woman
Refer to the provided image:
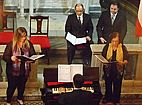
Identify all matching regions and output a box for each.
[101,32,128,105]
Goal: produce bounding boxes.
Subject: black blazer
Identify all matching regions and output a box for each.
[65,13,94,39]
[96,10,127,43]
[58,89,96,105]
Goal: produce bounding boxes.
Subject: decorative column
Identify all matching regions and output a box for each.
[84,0,89,13]
[29,0,34,16]
[20,0,24,17]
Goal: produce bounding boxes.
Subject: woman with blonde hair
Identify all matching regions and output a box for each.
[3,27,36,105]
[102,32,128,105]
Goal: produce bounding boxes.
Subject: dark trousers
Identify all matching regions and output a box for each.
[67,41,92,65]
[104,71,123,103]
[7,74,27,103]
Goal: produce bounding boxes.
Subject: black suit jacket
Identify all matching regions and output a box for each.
[65,13,93,39]
[58,89,96,105]
[96,10,127,43]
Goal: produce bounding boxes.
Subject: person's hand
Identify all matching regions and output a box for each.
[100,37,107,43]
[11,56,19,63]
[118,60,128,65]
[86,36,91,41]
[59,87,66,93]
[26,60,35,63]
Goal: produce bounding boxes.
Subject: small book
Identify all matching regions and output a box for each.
[66,32,86,45]
[58,64,83,82]
[17,54,45,61]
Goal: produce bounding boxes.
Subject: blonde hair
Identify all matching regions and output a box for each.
[12,27,29,50]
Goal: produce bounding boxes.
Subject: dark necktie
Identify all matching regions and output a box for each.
[111,14,115,25]
[78,17,81,25]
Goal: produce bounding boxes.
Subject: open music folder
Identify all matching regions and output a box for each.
[95,55,117,64]
[17,54,45,61]
[58,64,83,82]
[66,32,86,45]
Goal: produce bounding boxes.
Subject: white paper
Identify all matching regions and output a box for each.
[29,54,45,60]
[75,37,86,45]
[66,32,86,45]
[19,54,45,61]
[66,33,76,45]
[58,65,71,82]
[95,55,109,63]
[58,64,83,82]
[70,64,83,82]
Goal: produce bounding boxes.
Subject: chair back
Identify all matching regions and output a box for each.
[29,16,50,49]
[1,11,16,32]
[30,16,49,36]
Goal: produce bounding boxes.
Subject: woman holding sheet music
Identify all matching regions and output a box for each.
[101,32,128,105]
[3,27,36,105]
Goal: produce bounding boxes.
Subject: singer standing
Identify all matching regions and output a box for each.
[96,1,127,44]
[3,27,36,105]
[65,3,94,66]
[102,32,128,104]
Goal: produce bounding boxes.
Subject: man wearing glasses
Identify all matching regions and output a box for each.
[65,3,94,66]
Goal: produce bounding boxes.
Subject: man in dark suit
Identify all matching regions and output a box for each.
[96,1,127,44]
[65,3,94,66]
[58,74,97,105]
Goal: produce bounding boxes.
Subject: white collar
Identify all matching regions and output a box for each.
[111,12,118,17]
[77,14,83,18]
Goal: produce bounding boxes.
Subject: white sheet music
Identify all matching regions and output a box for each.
[66,32,86,45]
[58,64,83,82]
[58,65,71,82]
[75,37,86,45]
[70,64,83,82]
[95,55,109,63]
[66,33,76,45]
[29,54,45,60]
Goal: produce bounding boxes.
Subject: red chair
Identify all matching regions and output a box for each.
[29,16,50,64]
[0,32,14,45]
[2,11,16,32]
[0,12,16,45]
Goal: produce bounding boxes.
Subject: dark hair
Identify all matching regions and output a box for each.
[73,74,84,88]
[109,32,120,43]
[74,3,84,10]
[110,1,120,8]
